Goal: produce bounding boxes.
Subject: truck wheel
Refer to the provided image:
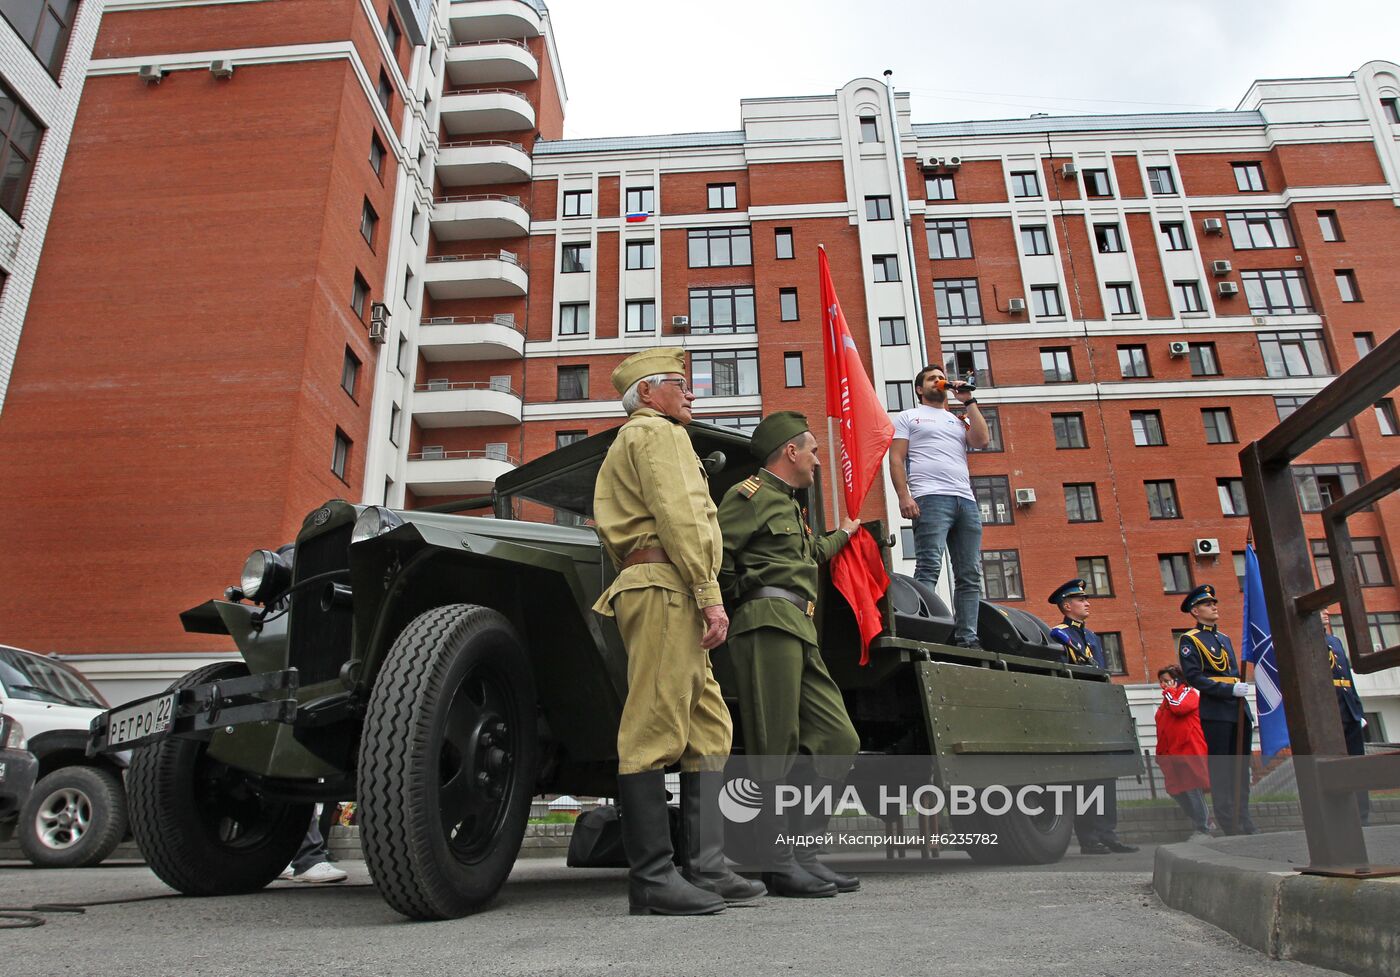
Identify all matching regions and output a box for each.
[126,662,313,895]
[991,802,1073,865]
[359,604,538,920]
[18,765,127,868]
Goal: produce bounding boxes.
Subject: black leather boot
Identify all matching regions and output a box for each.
[790,776,861,893]
[679,772,766,905]
[617,771,725,916]
[755,783,835,898]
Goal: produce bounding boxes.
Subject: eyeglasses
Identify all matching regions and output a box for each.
[657,378,693,395]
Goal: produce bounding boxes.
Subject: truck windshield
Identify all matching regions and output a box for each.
[0,647,107,708]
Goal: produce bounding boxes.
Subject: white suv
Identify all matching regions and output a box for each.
[0,645,129,867]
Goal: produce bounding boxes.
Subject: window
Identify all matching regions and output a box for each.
[1161,221,1190,251]
[925,175,955,200]
[1100,633,1127,675]
[1118,345,1151,378]
[981,550,1024,601]
[1217,478,1248,517]
[1064,484,1100,523]
[775,227,794,260]
[1093,223,1124,253]
[409,204,423,244]
[389,404,401,447]
[2,0,77,75]
[557,365,588,401]
[1174,281,1205,313]
[1370,613,1400,653]
[625,239,655,269]
[1335,270,1361,303]
[933,278,982,325]
[0,89,46,218]
[1314,538,1392,588]
[403,267,415,306]
[1188,343,1220,377]
[1040,347,1075,383]
[972,476,1014,525]
[1083,168,1113,197]
[1159,553,1193,594]
[1234,551,1248,590]
[340,347,360,397]
[1077,557,1114,596]
[1232,162,1265,192]
[561,242,591,273]
[384,12,401,53]
[885,381,915,411]
[1375,398,1399,436]
[1201,408,1235,444]
[943,342,992,387]
[625,300,655,334]
[1021,225,1052,256]
[689,286,755,334]
[692,349,759,398]
[1011,170,1040,198]
[688,227,752,267]
[1383,98,1400,124]
[1131,410,1166,446]
[369,133,386,177]
[332,429,352,481]
[1294,464,1363,512]
[1355,332,1375,357]
[859,115,880,142]
[350,273,374,323]
[1275,396,1351,438]
[872,254,900,282]
[1106,282,1138,315]
[779,288,799,321]
[1226,211,1294,249]
[1147,166,1177,195]
[1259,331,1331,377]
[1317,210,1342,242]
[865,195,893,221]
[707,183,737,210]
[397,333,409,373]
[562,189,592,217]
[928,220,973,259]
[376,70,393,111]
[878,317,908,346]
[1052,412,1087,449]
[1145,480,1181,519]
[556,430,587,449]
[558,303,590,337]
[710,415,760,435]
[970,406,1002,452]
[784,352,804,387]
[625,186,654,214]
[1031,285,1063,318]
[900,526,915,554]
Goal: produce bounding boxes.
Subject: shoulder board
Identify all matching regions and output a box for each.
[1185,629,1200,636]
[737,476,762,499]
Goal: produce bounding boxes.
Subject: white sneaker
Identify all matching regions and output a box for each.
[292,861,347,884]
[1187,831,1213,843]
[279,864,295,880]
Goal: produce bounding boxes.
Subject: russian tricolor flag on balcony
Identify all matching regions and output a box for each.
[625,212,649,223]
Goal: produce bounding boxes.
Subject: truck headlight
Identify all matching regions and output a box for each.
[240,549,292,602]
[2,714,24,750]
[352,506,404,544]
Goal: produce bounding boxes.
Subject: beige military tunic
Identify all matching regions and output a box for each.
[593,408,732,774]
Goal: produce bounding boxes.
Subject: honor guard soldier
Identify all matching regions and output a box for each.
[1178,584,1258,835]
[1047,579,1137,855]
[717,411,862,897]
[1322,609,1370,824]
[592,347,765,916]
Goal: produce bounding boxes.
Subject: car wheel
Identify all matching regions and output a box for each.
[359,604,538,920]
[125,662,313,895]
[18,765,127,868]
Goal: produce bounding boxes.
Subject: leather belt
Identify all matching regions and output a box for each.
[741,586,815,618]
[621,546,671,569]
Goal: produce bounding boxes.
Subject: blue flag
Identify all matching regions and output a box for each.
[1241,545,1290,758]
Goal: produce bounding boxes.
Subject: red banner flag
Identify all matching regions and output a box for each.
[819,246,894,663]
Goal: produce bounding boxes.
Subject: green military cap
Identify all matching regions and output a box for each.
[750,410,811,460]
[611,347,685,395]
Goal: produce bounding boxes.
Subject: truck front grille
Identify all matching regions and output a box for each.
[288,525,354,686]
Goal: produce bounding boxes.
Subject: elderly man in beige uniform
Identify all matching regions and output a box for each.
[592,347,765,916]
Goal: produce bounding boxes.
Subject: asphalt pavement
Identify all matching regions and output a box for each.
[0,848,1346,977]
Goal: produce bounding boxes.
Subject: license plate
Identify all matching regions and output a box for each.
[106,693,177,748]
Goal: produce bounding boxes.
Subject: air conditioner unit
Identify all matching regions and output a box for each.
[209,59,234,79]
[671,315,689,330]
[1202,217,1223,234]
[421,445,445,460]
[1060,163,1079,178]
[1211,259,1232,275]
[1014,487,1037,505]
[138,64,164,84]
[426,378,449,391]
[371,301,390,326]
[1217,281,1239,296]
[1194,538,1220,557]
[1007,297,1026,313]
[1168,341,1190,358]
[368,319,388,343]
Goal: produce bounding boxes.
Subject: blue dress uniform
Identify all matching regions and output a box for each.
[1178,584,1257,835]
[1328,634,1370,824]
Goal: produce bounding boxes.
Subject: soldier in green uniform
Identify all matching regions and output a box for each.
[592,347,765,916]
[717,411,862,897]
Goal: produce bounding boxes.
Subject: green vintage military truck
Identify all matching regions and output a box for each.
[90,421,1138,920]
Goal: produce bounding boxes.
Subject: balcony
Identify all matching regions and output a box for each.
[440,88,535,135]
[422,251,528,300]
[437,139,532,187]
[430,193,529,240]
[447,0,543,43]
[446,39,538,85]
[405,449,518,497]
[412,380,523,428]
[419,315,525,361]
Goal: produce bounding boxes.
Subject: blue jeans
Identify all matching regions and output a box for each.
[912,494,983,646]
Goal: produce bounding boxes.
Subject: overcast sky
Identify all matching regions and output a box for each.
[543,0,1399,139]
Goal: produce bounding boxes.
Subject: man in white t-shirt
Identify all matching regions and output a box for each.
[888,365,991,648]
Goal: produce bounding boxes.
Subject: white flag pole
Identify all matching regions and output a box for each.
[820,243,845,529]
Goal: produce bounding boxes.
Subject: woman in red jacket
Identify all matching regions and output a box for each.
[1155,665,1214,841]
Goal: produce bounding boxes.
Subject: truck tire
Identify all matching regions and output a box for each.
[359,604,538,920]
[126,662,313,895]
[18,765,127,868]
[990,802,1074,865]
